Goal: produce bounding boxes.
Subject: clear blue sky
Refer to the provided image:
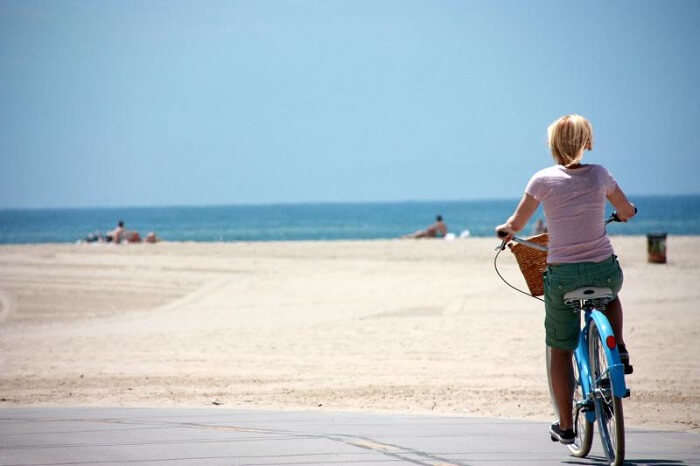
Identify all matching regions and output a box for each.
[1,0,698,208]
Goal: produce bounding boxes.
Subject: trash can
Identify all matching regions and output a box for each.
[647,233,667,263]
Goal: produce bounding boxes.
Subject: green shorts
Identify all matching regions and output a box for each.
[543,255,623,350]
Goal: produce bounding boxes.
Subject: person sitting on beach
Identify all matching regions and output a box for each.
[403,215,448,239]
[83,221,158,244]
[533,218,548,235]
[495,114,636,445]
[105,220,125,243]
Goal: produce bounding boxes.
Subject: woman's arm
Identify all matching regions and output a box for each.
[607,186,636,221]
[495,193,540,239]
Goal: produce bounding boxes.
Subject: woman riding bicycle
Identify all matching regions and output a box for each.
[495,114,636,444]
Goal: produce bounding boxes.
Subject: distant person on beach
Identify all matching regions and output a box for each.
[533,218,547,235]
[125,231,142,243]
[145,232,159,243]
[105,221,152,243]
[105,220,125,243]
[403,215,447,239]
[495,114,636,445]
[82,221,158,244]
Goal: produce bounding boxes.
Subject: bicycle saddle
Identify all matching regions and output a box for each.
[563,287,614,305]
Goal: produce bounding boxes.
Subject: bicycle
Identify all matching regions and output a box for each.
[495,212,632,466]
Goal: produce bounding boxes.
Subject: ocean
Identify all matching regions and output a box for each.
[0,195,698,244]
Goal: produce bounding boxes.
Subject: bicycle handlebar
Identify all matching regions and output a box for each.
[496,208,637,252]
[607,207,637,224]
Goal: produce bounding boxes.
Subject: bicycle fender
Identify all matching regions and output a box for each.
[590,310,628,397]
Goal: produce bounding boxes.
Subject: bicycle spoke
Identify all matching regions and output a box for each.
[567,355,593,457]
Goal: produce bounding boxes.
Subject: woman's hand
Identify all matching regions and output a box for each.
[608,186,636,221]
[495,223,515,242]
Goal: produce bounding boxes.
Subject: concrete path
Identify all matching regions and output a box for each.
[1,408,697,465]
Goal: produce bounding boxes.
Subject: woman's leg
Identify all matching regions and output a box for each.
[604,297,625,347]
[549,346,574,429]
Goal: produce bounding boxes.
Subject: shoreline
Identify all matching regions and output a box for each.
[1,232,699,246]
[1,237,698,433]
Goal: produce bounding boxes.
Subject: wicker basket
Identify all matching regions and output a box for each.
[508,233,549,296]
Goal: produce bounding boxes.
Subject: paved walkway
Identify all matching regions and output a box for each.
[1,408,697,465]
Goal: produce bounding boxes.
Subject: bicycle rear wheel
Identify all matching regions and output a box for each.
[568,355,593,457]
[589,321,625,466]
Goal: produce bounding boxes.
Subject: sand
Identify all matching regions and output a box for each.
[0,237,698,432]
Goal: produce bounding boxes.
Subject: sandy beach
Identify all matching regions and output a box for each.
[0,237,698,433]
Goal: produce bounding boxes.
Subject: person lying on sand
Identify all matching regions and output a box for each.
[144,232,159,243]
[403,215,447,239]
[125,231,142,243]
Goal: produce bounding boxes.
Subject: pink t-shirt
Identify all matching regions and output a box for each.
[525,164,618,264]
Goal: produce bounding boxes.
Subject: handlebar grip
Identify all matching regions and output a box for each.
[497,230,508,238]
[611,206,638,222]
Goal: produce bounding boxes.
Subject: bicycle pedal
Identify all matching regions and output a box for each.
[624,364,634,375]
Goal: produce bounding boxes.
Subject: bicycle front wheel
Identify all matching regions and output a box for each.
[589,321,625,466]
[568,355,593,457]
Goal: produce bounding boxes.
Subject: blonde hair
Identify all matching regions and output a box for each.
[547,114,593,167]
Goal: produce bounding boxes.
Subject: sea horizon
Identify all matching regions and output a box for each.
[2,192,699,212]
